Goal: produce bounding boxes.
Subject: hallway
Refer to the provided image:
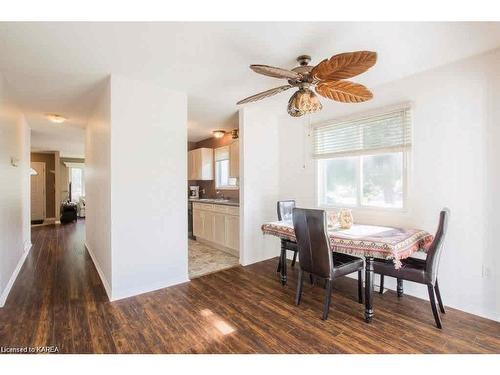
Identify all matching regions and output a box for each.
[1,221,499,353]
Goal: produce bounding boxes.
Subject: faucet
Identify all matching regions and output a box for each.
[216,190,225,200]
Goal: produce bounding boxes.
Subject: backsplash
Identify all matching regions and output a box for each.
[188,131,239,201]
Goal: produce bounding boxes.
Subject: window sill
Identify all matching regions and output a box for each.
[317,204,408,214]
[215,186,239,191]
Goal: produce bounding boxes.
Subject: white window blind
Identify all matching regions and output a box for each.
[313,106,412,159]
[215,146,229,161]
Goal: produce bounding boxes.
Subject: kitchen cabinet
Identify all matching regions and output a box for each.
[188,148,213,180]
[192,202,239,254]
[224,215,239,250]
[192,208,203,238]
[229,140,239,178]
[203,211,215,242]
[213,213,226,246]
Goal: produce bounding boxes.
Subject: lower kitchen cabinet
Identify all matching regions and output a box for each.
[192,202,239,253]
[213,213,226,246]
[224,215,239,250]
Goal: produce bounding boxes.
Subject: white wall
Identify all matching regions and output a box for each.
[85,75,188,301]
[275,49,500,321]
[239,106,281,266]
[0,73,31,307]
[110,75,188,299]
[85,77,113,297]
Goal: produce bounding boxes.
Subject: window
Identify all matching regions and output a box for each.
[70,166,85,202]
[315,105,411,209]
[215,146,238,189]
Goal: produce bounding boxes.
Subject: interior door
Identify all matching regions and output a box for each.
[31,161,46,222]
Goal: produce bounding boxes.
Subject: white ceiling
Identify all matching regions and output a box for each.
[1,22,500,156]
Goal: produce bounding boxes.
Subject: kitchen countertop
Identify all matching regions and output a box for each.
[189,198,240,207]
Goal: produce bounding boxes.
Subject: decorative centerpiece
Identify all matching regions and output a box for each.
[338,208,353,229]
[327,211,339,229]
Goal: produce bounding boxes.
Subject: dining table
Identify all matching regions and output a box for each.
[261,220,433,323]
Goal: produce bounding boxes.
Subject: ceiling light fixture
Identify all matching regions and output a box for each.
[213,130,226,139]
[45,113,67,124]
[287,87,322,117]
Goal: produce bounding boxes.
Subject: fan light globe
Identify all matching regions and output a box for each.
[212,130,226,139]
[287,88,322,117]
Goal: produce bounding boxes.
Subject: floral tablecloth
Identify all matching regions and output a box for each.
[261,221,433,269]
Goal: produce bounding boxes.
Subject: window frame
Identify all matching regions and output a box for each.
[314,104,412,212]
[214,146,238,190]
[316,151,409,212]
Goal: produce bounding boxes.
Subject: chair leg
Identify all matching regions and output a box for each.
[397,278,404,297]
[295,268,304,305]
[379,274,385,294]
[434,279,445,314]
[427,284,443,329]
[358,270,363,303]
[291,251,297,267]
[309,274,314,285]
[276,255,282,273]
[322,279,333,320]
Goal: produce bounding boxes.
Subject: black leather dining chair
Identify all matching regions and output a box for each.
[292,208,364,320]
[276,200,299,276]
[374,208,450,328]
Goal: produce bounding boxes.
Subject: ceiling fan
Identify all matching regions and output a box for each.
[237,51,377,117]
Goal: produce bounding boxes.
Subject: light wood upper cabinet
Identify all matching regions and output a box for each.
[188,148,213,180]
[229,140,239,178]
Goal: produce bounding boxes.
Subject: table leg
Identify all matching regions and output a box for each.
[280,240,287,286]
[364,257,374,323]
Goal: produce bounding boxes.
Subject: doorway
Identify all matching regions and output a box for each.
[30,161,46,224]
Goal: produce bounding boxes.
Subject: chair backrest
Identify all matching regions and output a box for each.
[425,208,450,283]
[292,208,333,279]
[277,200,296,222]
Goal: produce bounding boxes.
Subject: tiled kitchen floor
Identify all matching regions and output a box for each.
[188,239,239,279]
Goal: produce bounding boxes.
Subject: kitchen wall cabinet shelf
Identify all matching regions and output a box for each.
[188,147,213,180]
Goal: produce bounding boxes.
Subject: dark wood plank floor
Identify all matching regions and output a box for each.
[0,220,499,353]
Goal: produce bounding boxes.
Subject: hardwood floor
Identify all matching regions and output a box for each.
[0,220,499,354]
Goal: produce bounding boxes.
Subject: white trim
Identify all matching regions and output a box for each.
[0,242,32,308]
[63,161,85,168]
[110,276,190,302]
[84,242,112,301]
[85,243,189,302]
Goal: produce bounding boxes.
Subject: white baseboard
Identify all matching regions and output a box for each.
[84,242,112,301]
[85,243,189,302]
[110,276,190,302]
[0,242,33,308]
